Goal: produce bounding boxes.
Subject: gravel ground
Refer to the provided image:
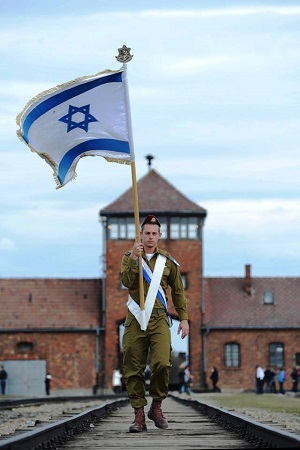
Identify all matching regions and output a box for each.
[224,407,300,434]
[0,400,104,437]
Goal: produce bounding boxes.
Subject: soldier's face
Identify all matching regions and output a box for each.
[141,224,161,250]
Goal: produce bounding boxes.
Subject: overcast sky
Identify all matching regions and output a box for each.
[1,0,300,279]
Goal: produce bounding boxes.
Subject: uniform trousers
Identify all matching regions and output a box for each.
[122,309,172,409]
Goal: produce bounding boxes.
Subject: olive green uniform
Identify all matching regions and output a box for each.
[121,247,188,409]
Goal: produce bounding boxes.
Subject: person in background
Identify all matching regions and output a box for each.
[277,367,286,394]
[144,365,151,391]
[121,215,189,433]
[210,367,221,392]
[178,367,185,393]
[255,365,265,394]
[264,367,273,393]
[112,368,123,394]
[45,372,52,395]
[269,368,278,393]
[290,366,299,393]
[0,365,8,395]
[180,365,193,395]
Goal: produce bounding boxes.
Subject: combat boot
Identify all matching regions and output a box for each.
[147,400,168,429]
[129,407,147,433]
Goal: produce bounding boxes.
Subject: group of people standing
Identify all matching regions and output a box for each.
[178,366,221,394]
[256,365,300,394]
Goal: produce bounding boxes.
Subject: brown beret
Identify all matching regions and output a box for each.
[141,215,161,227]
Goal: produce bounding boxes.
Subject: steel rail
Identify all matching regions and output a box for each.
[170,394,300,448]
[1,395,300,449]
[0,398,129,450]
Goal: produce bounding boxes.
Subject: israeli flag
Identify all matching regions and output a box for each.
[16,68,134,188]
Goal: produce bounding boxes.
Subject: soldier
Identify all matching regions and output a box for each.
[121,215,189,432]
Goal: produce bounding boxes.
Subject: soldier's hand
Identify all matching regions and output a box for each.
[178,319,189,339]
[130,241,144,260]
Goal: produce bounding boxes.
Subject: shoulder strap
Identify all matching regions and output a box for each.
[143,255,166,316]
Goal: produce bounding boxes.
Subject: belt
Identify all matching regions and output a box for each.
[151,308,165,314]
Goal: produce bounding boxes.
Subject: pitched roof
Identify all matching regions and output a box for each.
[100,169,206,216]
[204,276,300,328]
[0,278,101,330]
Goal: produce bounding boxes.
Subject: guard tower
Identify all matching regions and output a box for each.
[99,158,207,389]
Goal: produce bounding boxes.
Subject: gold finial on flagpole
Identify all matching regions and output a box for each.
[116,45,133,63]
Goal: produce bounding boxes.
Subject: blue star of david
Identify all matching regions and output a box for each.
[59,104,98,133]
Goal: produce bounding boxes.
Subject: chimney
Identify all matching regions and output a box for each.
[244,264,252,295]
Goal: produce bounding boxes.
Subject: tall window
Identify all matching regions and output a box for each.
[269,343,284,367]
[225,343,240,367]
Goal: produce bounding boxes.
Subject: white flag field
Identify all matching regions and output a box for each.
[16,67,135,188]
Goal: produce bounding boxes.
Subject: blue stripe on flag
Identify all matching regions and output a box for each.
[57,138,130,185]
[22,72,123,143]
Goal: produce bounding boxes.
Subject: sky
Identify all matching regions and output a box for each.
[1,0,300,280]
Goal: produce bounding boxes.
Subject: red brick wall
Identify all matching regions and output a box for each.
[0,278,101,390]
[2,258,299,392]
[206,329,300,391]
[0,332,97,389]
[0,278,101,329]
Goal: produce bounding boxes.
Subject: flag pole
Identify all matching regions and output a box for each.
[130,160,145,312]
[116,46,146,330]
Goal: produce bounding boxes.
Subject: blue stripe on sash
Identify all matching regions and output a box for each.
[142,266,167,309]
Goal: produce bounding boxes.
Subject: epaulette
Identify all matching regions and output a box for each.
[166,253,180,266]
[159,249,180,266]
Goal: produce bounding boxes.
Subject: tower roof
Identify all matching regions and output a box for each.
[100,169,207,217]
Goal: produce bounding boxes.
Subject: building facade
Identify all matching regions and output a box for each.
[1,168,299,395]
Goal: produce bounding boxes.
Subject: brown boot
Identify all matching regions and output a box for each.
[147,400,168,429]
[129,407,147,433]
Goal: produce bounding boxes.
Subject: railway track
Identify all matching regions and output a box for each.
[0,394,299,449]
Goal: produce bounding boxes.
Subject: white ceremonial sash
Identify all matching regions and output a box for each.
[127,254,166,331]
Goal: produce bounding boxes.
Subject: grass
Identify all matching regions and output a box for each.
[194,392,300,414]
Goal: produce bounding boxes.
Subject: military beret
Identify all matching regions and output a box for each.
[141,215,161,227]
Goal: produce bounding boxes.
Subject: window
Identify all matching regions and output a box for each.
[106,216,201,240]
[263,290,274,304]
[269,343,284,367]
[17,342,34,353]
[107,218,135,240]
[225,343,240,367]
[170,217,199,239]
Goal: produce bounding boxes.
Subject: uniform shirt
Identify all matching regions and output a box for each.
[121,247,188,322]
